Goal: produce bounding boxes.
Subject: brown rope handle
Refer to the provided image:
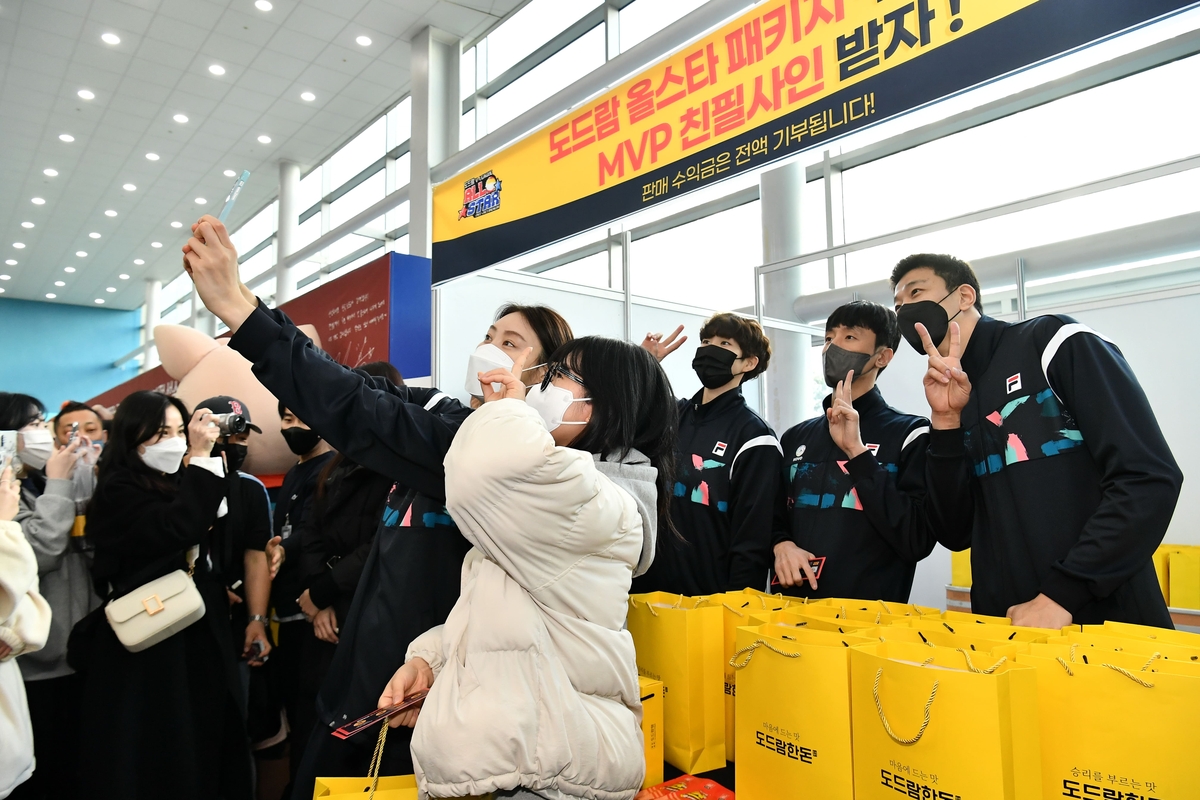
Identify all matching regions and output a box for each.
[1140,652,1162,672]
[1056,657,1074,677]
[730,638,802,670]
[366,721,388,799]
[1102,663,1155,688]
[956,649,1007,674]
[872,668,939,746]
[629,597,658,617]
[721,603,746,618]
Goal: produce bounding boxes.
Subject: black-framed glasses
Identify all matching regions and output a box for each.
[540,362,587,392]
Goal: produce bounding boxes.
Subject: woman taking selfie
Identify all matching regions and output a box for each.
[379,338,677,799]
[77,391,252,800]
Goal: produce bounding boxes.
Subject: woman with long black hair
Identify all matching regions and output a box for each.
[380,337,678,799]
[76,391,252,799]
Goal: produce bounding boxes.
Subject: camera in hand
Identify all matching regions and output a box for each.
[211,413,249,436]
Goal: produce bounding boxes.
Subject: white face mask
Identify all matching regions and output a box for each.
[525,384,590,432]
[17,427,54,470]
[140,436,188,474]
[464,343,545,397]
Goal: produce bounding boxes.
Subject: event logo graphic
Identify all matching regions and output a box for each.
[459,171,502,219]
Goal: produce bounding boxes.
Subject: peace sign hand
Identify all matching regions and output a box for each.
[478,347,534,403]
[826,370,867,458]
[917,321,971,428]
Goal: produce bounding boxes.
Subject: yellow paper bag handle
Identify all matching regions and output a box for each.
[729,639,802,670]
[956,648,1007,674]
[872,668,939,746]
[367,722,388,799]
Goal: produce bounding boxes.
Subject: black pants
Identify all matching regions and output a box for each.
[10,673,83,800]
[275,620,317,798]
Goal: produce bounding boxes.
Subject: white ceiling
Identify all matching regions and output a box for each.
[0,0,522,310]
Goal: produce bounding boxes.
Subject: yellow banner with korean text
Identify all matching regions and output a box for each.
[431,0,1193,281]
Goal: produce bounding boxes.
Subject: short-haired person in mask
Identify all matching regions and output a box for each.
[633,313,782,596]
[180,213,573,792]
[771,301,934,603]
[892,254,1182,628]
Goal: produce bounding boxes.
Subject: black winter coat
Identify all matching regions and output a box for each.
[79,465,253,800]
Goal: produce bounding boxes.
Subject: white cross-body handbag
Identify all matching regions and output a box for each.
[104,545,207,652]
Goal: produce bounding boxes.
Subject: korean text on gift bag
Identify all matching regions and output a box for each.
[734,624,874,800]
[627,593,725,774]
[850,641,1041,800]
[1017,651,1200,799]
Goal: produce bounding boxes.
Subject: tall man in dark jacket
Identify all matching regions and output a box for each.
[772,301,934,602]
[892,253,1182,628]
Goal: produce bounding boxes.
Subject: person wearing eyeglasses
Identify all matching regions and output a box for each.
[379,338,678,799]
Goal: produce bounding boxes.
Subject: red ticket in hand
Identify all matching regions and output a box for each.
[331,690,429,739]
[771,556,825,585]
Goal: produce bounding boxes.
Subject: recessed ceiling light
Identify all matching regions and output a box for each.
[21,222,33,229]
[173,114,189,124]
[77,89,95,100]
[59,134,74,142]
[257,135,271,144]
[45,293,56,299]
[0,288,5,294]
[101,33,120,45]
[89,232,101,239]
[106,287,117,293]
[31,197,45,205]
[12,243,25,249]
[64,267,75,273]
[54,280,65,287]
[171,221,183,228]
[195,197,207,205]
[104,209,117,217]
[133,259,144,265]
[223,169,237,177]
[123,184,136,191]
[255,0,273,9]
[119,273,130,280]
[0,274,9,279]
[4,261,14,266]
[76,251,87,257]
[145,152,160,161]
[300,91,316,102]
[94,299,105,304]
[356,35,372,46]
[208,64,226,76]
[43,168,58,177]
[151,242,163,248]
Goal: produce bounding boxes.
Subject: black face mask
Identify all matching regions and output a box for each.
[214,442,248,472]
[281,426,321,456]
[823,344,875,389]
[896,290,962,355]
[692,345,740,390]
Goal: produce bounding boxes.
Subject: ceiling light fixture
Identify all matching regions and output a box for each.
[171,221,183,228]
[106,287,117,293]
[173,114,189,123]
[77,89,95,100]
[257,134,271,144]
[133,259,144,265]
[89,232,101,239]
[104,209,117,217]
[45,293,56,299]
[123,184,136,191]
[94,299,105,304]
[151,242,163,248]
[223,169,237,177]
[43,168,58,177]
[101,33,120,45]
[12,243,25,249]
[76,251,87,257]
[0,274,9,279]
[59,134,74,142]
[209,64,226,76]
[301,91,315,102]
[145,152,160,161]
[0,288,5,294]
[54,281,65,287]
[255,0,273,9]
[195,197,207,205]
[119,273,130,279]
[31,197,45,205]
[21,222,33,229]
[4,261,14,266]
[356,35,372,46]
[64,267,75,273]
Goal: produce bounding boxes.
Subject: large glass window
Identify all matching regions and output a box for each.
[330,171,385,229]
[619,0,708,52]
[485,0,597,80]
[387,97,411,150]
[297,167,323,213]
[326,117,386,192]
[487,25,606,132]
[230,201,277,253]
[238,241,275,283]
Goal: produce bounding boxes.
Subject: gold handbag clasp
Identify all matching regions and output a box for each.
[142,594,165,616]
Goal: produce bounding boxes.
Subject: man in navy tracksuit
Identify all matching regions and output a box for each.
[633,313,782,597]
[893,253,1182,628]
[772,301,935,603]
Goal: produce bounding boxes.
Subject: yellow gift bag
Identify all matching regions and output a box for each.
[1087,619,1200,647]
[639,676,664,789]
[901,616,1058,643]
[850,641,1041,800]
[734,624,874,800]
[627,593,725,774]
[1017,651,1200,799]
[951,548,972,588]
[313,775,416,799]
[1168,548,1200,609]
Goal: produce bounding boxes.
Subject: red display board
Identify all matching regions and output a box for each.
[90,365,176,410]
[277,255,392,368]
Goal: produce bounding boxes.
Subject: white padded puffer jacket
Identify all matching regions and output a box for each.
[406,399,656,800]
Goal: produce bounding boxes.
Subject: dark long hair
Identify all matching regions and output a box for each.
[94,391,191,497]
[496,303,574,364]
[0,393,46,430]
[551,336,679,541]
